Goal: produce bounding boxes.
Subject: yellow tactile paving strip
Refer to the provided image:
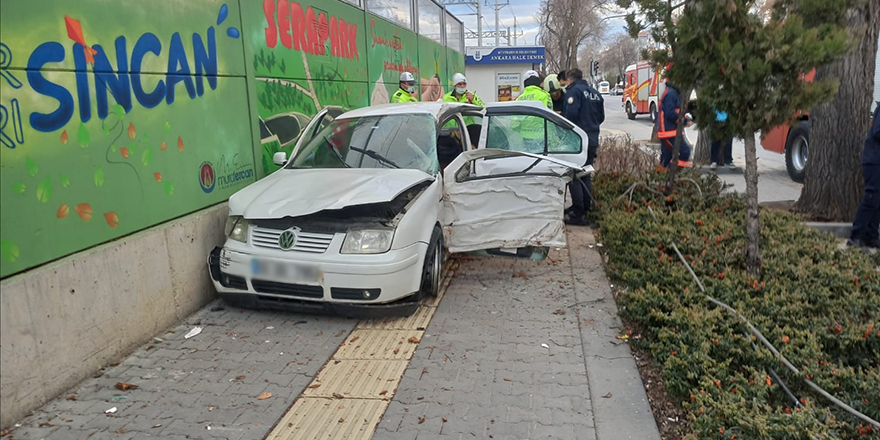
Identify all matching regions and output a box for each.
[358,306,434,330]
[265,260,459,440]
[302,360,409,399]
[268,398,388,440]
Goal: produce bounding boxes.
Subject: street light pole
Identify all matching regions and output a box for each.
[477,0,483,46]
[494,0,500,46]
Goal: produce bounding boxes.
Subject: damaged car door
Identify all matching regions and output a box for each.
[271,106,345,167]
[441,149,590,256]
[477,102,588,176]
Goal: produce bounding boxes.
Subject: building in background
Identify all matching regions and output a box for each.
[464,46,545,102]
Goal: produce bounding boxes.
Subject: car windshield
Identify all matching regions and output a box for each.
[288,114,439,175]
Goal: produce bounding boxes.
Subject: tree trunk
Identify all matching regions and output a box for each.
[665,88,694,194]
[693,130,712,166]
[744,134,761,277]
[794,3,880,221]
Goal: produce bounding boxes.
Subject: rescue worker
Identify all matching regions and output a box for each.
[849,104,880,248]
[543,74,565,114]
[516,70,552,109]
[443,73,485,126]
[562,68,604,225]
[657,72,694,167]
[391,72,418,103]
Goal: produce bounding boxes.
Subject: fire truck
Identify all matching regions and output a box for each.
[761,37,880,183]
[623,61,665,121]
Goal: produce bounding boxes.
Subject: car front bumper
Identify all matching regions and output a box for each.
[207,243,427,317]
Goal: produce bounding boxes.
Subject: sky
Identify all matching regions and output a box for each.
[443,0,630,51]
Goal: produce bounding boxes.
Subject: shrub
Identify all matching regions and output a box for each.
[594,170,880,439]
[595,135,659,177]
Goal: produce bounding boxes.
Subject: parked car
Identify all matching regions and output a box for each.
[208,102,592,317]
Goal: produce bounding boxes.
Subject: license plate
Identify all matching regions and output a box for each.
[251,258,319,282]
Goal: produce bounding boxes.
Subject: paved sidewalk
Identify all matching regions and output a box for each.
[4,308,354,440]
[374,227,660,440]
[4,227,659,440]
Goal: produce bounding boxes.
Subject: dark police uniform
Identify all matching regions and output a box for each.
[851,104,880,247]
[562,79,605,222]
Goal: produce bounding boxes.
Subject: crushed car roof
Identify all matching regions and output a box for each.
[338,102,483,121]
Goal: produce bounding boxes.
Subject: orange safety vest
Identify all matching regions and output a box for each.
[658,88,692,168]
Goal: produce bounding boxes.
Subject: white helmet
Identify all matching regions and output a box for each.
[524,70,539,80]
[400,71,415,82]
[452,73,467,86]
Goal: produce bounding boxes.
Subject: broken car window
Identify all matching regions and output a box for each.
[288,115,438,175]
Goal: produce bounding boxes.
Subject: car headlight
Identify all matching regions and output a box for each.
[341,229,393,254]
[225,216,249,243]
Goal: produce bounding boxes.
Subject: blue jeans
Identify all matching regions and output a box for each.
[852,164,880,242]
[711,136,734,164]
[660,137,692,167]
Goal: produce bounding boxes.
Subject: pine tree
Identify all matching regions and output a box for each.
[620,0,851,276]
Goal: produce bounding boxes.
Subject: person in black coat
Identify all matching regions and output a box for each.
[849,104,880,248]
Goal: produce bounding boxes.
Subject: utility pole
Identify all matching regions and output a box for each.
[494,0,500,46]
[477,0,482,47]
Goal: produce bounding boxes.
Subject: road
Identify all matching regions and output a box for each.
[599,95,803,203]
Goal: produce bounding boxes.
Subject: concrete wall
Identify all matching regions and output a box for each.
[0,204,228,427]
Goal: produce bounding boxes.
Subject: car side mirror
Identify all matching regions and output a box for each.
[273,152,288,166]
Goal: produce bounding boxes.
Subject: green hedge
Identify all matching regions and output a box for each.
[594,170,880,439]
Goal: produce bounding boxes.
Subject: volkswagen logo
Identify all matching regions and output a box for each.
[278,230,297,250]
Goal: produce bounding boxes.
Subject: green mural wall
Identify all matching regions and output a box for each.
[0,0,465,278]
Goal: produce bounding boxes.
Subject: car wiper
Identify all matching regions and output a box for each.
[323,137,351,168]
[349,146,400,169]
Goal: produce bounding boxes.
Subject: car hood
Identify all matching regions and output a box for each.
[228,168,435,219]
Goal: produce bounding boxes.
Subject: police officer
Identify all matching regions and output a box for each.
[443,73,485,125]
[543,74,565,114]
[516,70,552,109]
[849,104,880,248]
[562,68,604,225]
[391,72,418,104]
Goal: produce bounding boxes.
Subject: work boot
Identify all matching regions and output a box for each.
[864,237,880,249]
[565,213,588,226]
[709,162,717,170]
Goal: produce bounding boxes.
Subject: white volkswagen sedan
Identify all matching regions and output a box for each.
[208,102,593,316]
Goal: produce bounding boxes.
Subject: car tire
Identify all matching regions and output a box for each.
[420,226,444,298]
[785,120,809,183]
[649,102,658,123]
[626,102,636,120]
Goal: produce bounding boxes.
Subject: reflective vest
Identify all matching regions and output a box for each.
[391,88,418,104]
[443,91,485,126]
[516,85,552,110]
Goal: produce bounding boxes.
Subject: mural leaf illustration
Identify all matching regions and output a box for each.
[153,172,162,182]
[161,141,168,151]
[0,240,20,264]
[112,104,126,120]
[13,183,26,194]
[60,174,70,187]
[128,141,136,155]
[177,136,184,152]
[120,147,130,159]
[57,203,70,219]
[111,145,117,152]
[104,212,119,228]
[36,177,52,203]
[217,4,228,25]
[128,122,136,140]
[75,203,93,221]
[78,122,90,147]
[164,121,171,133]
[94,167,105,187]
[227,28,240,39]
[142,148,152,166]
[60,130,69,145]
[26,157,38,177]
[164,182,174,196]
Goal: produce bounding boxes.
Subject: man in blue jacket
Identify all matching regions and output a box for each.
[849,104,880,248]
[562,68,605,225]
[658,78,693,167]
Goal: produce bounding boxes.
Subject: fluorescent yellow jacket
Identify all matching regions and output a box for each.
[516,85,552,110]
[391,88,418,103]
[443,91,485,126]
